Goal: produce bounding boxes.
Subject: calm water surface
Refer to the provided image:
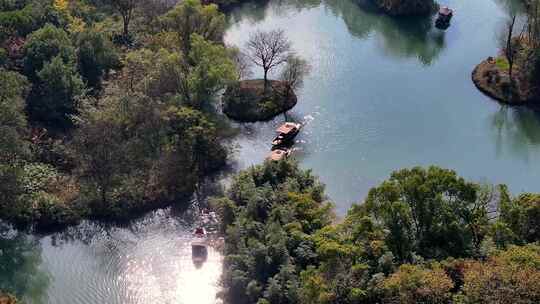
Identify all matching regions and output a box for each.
[226,0,540,214]
[3,0,540,302]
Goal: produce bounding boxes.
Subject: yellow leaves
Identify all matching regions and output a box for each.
[461,244,540,303]
[381,264,454,304]
[53,0,86,34]
[53,0,69,12]
[68,17,86,34]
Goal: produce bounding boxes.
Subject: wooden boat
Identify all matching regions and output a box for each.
[435,7,453,29]
[267,148,291,161]
[272,122,301,147]
[192,227,208,265]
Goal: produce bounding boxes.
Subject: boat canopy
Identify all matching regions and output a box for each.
[268,149,287,161]
[439,6,453,16]
[276,122,299,135]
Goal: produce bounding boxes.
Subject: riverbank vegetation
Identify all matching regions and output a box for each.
[217,161,540,304]
[473,0,540,104]
[0,0,241,230]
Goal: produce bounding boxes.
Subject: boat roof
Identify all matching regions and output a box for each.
[268,149,288,161]
[439,6,453,15]
[276,122,299,134]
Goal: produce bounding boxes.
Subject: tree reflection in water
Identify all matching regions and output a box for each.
[226,0,446,65]
[491,105,540,162]
[0,225,50,304]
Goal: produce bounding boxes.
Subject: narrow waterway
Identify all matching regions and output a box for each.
[3,0,540,303]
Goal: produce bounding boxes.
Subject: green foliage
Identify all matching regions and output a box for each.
[29,55,85,128]
[160,0,225,53]
[0,47,7,66]
[363,166,488,262]
[0,69,29,160]
[494,189,540,246]
[186,34,237,107]
[222,164,540,304]
[23,23,75,78]
[122,35,236,108]
[221,160,333,304]
[0,0,63,38]
[71,92,226,217]
[0,69,29,224]
[495,57,510,70]
[76,28,120,90]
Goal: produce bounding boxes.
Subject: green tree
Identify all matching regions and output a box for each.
[76,29,120,90]
[0,69,29,161]
[109,0,140,41]
[494,189,540,245]
[122,37,236,109]
[0,69,29,223]
[23,23,75,79]
[29,55,85,128]
[363,166,488,261]
[160,0,225,54]
[184,34,237,108]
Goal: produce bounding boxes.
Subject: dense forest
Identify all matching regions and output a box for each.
[216,160,540,304]
[0,0,241,230]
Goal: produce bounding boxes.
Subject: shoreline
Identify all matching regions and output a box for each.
[472,57,537,105]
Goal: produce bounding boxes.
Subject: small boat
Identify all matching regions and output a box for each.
[272,122,301,147]
[435,6,453,30]
[267,148,291,161]
[194,227,206,237]
[192,226,208,266]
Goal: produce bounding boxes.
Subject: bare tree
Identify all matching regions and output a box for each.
[246,29,291,89]
[505,15,517,80]
[280,54,311,95]
[110,0,140,40]
[229,47,253,80]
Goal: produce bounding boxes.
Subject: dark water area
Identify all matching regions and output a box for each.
[3,0,540,302]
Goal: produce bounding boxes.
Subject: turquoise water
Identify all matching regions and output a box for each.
[225,0,540,214]
[3,0,540,302]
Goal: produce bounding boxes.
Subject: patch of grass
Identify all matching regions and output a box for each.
[496,57,510,70]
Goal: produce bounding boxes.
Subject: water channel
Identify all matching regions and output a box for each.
[3,0,540,303]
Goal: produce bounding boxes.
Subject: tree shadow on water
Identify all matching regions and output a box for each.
[491,105,540,162]
[226,0,446,66]
[0,226,50,304]
[325,0,446,65]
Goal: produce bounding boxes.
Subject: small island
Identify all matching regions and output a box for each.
[223,79,297,122]
[372,0,438,16]
[473,11,540,105]
[223,29,310,122]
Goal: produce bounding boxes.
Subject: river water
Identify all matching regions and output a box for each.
[2,0,540,303]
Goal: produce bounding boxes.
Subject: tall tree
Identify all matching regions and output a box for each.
[160,0,225,54]
[246,29,291,89]
[364,166,489,261]
[280,54,311,96]
[505,15,517,81]
[29,56,85,128]
[23,24,76,79]
[110,0,139,41]
[76,29,120,90]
